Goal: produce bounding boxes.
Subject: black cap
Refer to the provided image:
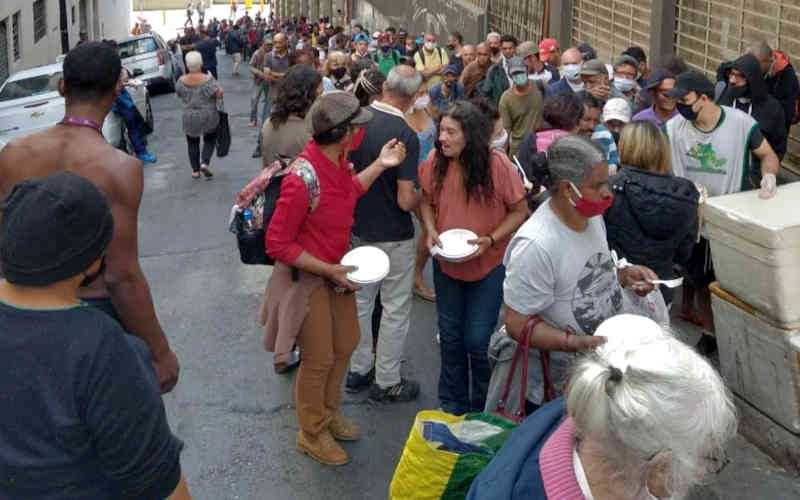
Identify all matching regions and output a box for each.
[664,70,715,99]
[1,172,114,286]
[577,41,597,62]
[644,68,676,89]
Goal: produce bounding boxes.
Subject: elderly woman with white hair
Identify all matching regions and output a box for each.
[469,314,737,499]
[176,50,223,179]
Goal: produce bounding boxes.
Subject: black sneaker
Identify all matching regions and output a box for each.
[369,378,420,403]
[345,368,374,393]
[695,333,718,356]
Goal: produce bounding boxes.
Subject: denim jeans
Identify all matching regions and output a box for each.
[433,261,505,415]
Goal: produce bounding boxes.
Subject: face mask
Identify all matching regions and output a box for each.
[568,181,614,218]
[490,46,500,55]
[611,131,621,144]
[676,101,699,121]
[490,128,508,150]
[424,42,436,51]
[331,67,347,80]
[380,45,390,54]
[512,73,529,87]
[414,95,431,109]
[444,79,456,89]
[349,126,366,152]
[80,257,106,288]
[446,44,455,51]
[728,85,749,99]
[562,63,582,81]
[615,77,636,93]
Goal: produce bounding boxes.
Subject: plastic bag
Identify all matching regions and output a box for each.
[389,411,517,500]
[621,286,670,325]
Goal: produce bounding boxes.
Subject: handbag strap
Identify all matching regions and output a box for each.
[541,351,557,403]
[497,316,540,418]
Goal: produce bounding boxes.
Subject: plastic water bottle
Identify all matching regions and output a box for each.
[243,209,253,229]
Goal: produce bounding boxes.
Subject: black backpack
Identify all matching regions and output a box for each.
[230,155,319,265]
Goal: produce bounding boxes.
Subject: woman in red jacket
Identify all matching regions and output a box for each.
[263,91,407,466]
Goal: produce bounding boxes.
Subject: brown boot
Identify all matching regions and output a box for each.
[296,428,349,466]
[329,409,360,441]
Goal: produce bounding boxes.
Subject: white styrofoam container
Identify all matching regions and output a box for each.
[704,182,800,328]
[711,289,800,433]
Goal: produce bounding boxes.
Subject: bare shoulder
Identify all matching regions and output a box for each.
[103,149,144,206]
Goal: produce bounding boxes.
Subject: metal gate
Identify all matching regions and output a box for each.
[571,0,652,63]
[674,0,800,173]
[0,19,8,87]
[488,0,545,44]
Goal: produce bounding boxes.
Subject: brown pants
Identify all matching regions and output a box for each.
[295,284,360,434]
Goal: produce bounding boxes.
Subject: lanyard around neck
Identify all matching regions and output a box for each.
[59,116,103,134]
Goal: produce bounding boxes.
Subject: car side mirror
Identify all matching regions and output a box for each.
[133,68,144,77]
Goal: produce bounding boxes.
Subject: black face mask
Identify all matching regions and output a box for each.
[446,44,455,52]
[445,79,456,89]
[490,46,500,55]
[728,85,749,99]
[331,67,347,80]
[676,101,699,121]
[80,257,106,288]
[611,131,621,144]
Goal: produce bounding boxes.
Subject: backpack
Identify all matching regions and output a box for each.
[230,155,320,265]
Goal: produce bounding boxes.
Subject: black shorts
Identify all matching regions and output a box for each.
[681,237,716,287]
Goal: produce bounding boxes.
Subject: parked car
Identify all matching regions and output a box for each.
[118,33,184,92]
[0,61,151,151]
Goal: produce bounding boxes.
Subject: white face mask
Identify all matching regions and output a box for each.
[414,95,430,110]
[562,63,582,81]
[490,128,508,150]
[424,41,436,51]
[615,77,636,93]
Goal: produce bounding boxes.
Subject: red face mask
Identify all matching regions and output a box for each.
[568,182,614,218]
[349,126,366,152]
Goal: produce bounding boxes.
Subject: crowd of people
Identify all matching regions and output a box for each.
[0,6,798,499]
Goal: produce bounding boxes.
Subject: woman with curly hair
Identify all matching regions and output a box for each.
[353,67,385,107]
[260,64,323,168]
[419,100,529,415]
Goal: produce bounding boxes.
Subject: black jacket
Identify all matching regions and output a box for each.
[717,54,787,186]
[765,52,800,132]
[604,167,699,304]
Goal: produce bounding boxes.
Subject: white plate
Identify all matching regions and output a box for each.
[341,246,390,284]
[437,228,479,262]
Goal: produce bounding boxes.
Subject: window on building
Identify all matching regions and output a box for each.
[33,0,46,43]
[71,6,76,24]
[12,12,20,61]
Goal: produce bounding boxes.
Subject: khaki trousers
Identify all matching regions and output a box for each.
[295,284,360,434]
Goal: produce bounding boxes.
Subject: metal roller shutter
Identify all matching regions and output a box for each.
[675,0,800,174]
[488,0,546,43]
[571,0,652,63]
[0,19,8,86]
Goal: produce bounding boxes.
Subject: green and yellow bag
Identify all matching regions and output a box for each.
[389,411,517,500]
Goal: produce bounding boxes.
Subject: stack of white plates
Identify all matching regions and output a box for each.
[340,246,390,284]
[436,228,479,263]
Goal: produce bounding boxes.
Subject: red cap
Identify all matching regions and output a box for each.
[539,38,559,55]
[378,32,391,43]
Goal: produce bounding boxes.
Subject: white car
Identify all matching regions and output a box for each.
[0,62,151,152]
[119,33,184,92]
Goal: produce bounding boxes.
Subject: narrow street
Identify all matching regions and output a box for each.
[139,54,800,499]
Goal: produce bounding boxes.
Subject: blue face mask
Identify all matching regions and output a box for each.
[381,45,390,54]
[512,73,529,87]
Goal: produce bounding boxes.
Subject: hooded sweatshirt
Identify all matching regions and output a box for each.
[604,167,699,304]
[765,50,800,131]
[719,54,787,185]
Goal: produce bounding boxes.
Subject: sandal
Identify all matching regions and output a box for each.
[192,171,201,179]
[200,164,214,179]
[413,284,436,302]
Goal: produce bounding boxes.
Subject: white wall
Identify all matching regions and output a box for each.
[0,0,131,82]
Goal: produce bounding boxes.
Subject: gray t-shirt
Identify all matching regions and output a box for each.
[503,199,623,403]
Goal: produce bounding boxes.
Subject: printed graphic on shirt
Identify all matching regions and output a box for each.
[686,142,727,174]
[571,252,623,334]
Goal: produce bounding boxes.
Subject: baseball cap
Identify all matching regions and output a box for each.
[580,59,606,76]
[539,38,559,55]
[613,54,639,71]
[664,70,715,99]
[644,68,676,90]
[309,91,373,137]
[1,172,114,286]
[442,64,459,75]
[577,41,597,61]
[508,56,527,75]
[378,32,391,43]
[354,33,369,43]
[517,41,539,59]
[603,97,632,124]
[372,31,381,39]
[263,35,273,44]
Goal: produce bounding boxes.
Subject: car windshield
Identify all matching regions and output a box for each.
[119,37,158,58]
[0,72,62,102]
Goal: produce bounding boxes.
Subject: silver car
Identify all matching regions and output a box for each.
[118,33,184,92]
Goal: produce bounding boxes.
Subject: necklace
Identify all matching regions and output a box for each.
[58,116,103,134]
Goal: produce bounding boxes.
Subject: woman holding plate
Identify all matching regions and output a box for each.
[420,100,529,415]
[264,91,407,466]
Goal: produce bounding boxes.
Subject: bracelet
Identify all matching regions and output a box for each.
[488,234,496,247]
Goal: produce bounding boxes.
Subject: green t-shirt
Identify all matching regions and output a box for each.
[373,50,401,76]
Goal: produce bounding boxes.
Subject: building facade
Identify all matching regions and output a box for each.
[0,0,131,85]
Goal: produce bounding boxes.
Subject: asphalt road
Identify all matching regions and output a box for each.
[139,54,800,500]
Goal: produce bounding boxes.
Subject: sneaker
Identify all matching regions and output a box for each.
[251,147,261,158]
[137,152,157,164]
[345,367,374,393]
[369,378,420,403]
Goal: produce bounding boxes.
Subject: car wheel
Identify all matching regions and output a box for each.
[145,96,154,132]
